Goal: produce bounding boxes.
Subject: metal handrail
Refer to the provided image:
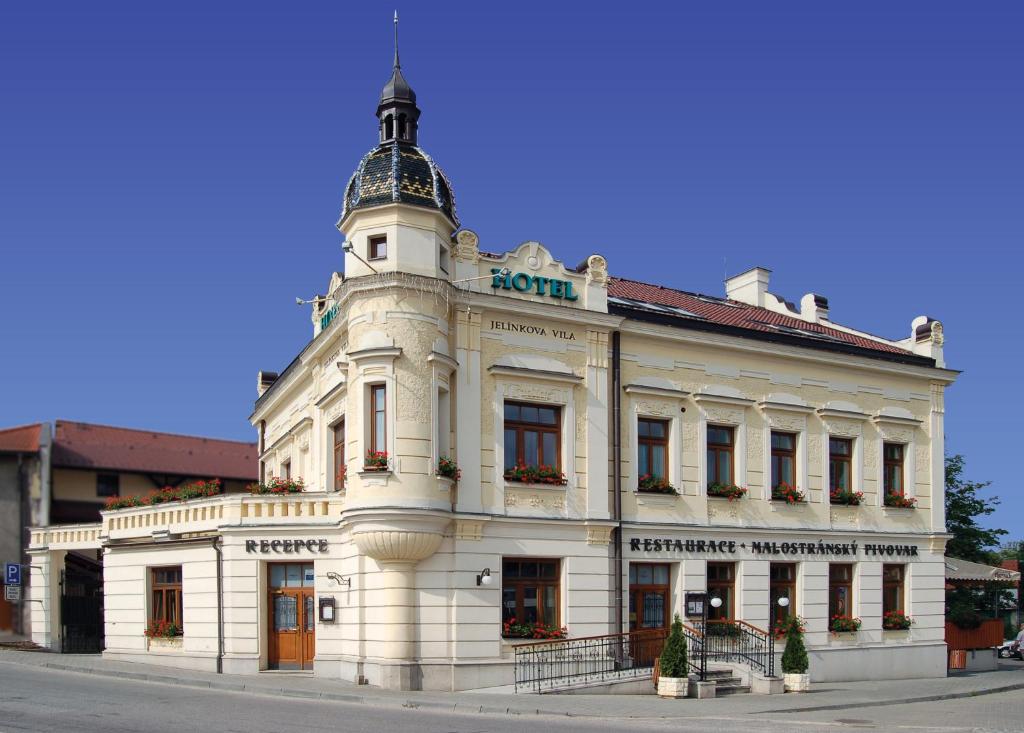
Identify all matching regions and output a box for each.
[699,619,775,677]
[513,628,667,693]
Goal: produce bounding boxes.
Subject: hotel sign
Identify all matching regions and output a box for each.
[491,269,579,301]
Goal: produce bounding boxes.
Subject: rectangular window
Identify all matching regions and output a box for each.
[707,562,735,621]
[370,385,386,454]
[882,564,905,615]
[151,566,183,633]
[706,425,734,487]
[770,562,796,628]
[829,563,854,621]
[333,420,345,491]
[770,432,796,489]
[502,558,559,631]
[638,418,669,481]
[282,461,291,480]
[883,443,904,496]
[368,235,387,260]
[96,473,120,498]
[503,402,560,470]
[829,438,853,492]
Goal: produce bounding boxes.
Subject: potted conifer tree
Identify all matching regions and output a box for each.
[657,614,689,698]
[780,615,810,692]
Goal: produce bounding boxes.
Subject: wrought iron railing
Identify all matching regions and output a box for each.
[699,620,774,677]
[513,628,667,693]
[681,623,706,680]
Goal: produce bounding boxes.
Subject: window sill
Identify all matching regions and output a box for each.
[504,481,567,491]
[147,637,184,652]
[435,475,456,492]
[882,504,918,512]
[769,500,809,511]
[829,502,863,508]
[636,491,680,506]
[706,494,746,502]
[358,469,393,485]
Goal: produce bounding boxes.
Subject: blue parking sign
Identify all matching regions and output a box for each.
[5,563,21,586]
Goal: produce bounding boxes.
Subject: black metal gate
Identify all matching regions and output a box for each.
[60,565,104,654]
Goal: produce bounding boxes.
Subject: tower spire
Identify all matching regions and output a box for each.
[393,10,400,69]
[377,11,419,145]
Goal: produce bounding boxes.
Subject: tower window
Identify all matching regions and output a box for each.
[384,114,394,139]
[397,114,407,139]
[369,236,387,260]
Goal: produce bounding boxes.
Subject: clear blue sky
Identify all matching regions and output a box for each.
[1,2,1020,535]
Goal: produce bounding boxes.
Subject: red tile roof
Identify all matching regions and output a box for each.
[608,277,911,357]
[0,424,43,454]
[52,420,257,480]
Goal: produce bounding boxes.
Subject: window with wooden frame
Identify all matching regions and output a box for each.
[829,438,853,491]
[883,443,905,496]
[368,235,387,260]
[333,420,345,491]
[281,460,291,480]
[706,425,735,487]
[770,562,796,628]
[501,558,560,631]
[96,473,120,498]
[637,418,669,481]
[503,402,560,471]
[707,562,735,621]
[829,563,854,620]
[370,385,386,455]
[151,566,183,632]
[770,432,797,489]
[628,563,670,631]
[882,564,905,615]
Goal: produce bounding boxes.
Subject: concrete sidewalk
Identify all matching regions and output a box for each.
[1,648,1022,720]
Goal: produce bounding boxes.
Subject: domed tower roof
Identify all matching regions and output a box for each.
[339,13,458,227]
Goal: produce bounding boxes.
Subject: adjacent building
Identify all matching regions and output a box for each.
[28,45,958,690]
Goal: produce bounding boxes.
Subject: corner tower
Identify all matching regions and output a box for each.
[337,14,458,280]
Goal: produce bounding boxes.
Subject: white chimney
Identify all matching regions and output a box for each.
[910,316,944,367]
[799,293,830,323]
[725,267,771,307]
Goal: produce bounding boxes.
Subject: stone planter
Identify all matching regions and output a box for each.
[147,636,183,652]
[783,673,810,692]
[657,676,689,698]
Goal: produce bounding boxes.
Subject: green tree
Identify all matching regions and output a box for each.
[659,614,689,678]
[780,617,809,675]
[944,454,1006,562]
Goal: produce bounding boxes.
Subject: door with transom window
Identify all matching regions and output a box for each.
[629,563,670,631]
[268,563,316,670]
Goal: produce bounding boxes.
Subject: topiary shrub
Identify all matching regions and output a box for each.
[659,614,689,678]
[779,616,809,674]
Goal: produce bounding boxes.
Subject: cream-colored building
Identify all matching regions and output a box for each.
[28,50,957,692]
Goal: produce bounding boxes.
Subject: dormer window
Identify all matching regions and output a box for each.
[369,235,387,260]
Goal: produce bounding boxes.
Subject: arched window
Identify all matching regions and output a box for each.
[384,114,394,139]
[397,114,407,139]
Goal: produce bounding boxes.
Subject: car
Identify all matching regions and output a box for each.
[997,640,1022,660]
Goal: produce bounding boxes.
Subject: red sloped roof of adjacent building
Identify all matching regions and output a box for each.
[0,424,43,454]
[607,277,911,357]
[52,420,257,480]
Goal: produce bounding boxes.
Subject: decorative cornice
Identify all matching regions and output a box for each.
[817,408,870,421]
[426,351,459,373]
[693,393,755,408]
[758,400,815,414]
[487,365,583,384]
[347,346,402,363]
[624,384,690,399]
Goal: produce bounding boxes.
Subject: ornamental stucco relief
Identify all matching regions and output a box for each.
[704,407,744,425]
[765,412,807,432]
[807,435,822,471]
[504,491,566,510]
[864,442,878,469]
[503,383,569,404]
[877,425,914,443]
[636,399,674,418]
[822,418,861,438]
[747,427,764,461]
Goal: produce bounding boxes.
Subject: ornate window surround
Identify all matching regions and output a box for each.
[428,351,458,469]
[758,396,814,502]
[818,403,869,500]
[490,364,580,499]
[624,384,689,495]
[693,388,754,495]
[872,409,923,506]
[316,378,348,493]
[348,343,402,476]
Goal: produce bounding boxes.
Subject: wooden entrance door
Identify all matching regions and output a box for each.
[268,563,315,670]
[628,563,670,632]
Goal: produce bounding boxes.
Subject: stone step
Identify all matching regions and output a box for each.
[715,683,752,696]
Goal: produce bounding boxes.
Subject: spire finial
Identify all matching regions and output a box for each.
[393,10,400,69]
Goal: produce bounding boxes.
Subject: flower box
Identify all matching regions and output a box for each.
[882,611,913,630]
[247,477,304,495]
[501,617,567,640]
[829,489,864,506]
[363,450,390,471]
[707,483,747,501]
[503,464,567,486]
[830,615,862,634]
[436,456,461,482]
[771,482,806,504]
[883,493,917,509]
[638,474,678,495]
[105,479,222,510]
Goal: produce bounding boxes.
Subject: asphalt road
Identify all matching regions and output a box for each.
[0,660,1021,733]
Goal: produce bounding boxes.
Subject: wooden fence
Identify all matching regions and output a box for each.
[945,619,1004,650]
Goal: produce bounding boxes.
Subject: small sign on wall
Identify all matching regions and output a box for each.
[4,585,21,602]
[685,592,706,618]
[319,597,336,622]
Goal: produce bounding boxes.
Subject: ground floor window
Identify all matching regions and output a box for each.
[502,558,560,636]
[629,563,670,631]
[769,562,796,629]
[150,566,182,635]
[707,562,735,621]
[882,564,905,615]
[829,563,854,625]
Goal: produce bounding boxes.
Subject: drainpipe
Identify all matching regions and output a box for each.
[612,331,623,635]
[258,420,266,483]
[213,536,224,674]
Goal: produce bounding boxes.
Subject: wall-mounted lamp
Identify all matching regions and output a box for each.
[326,572,351,588]
[709,596,723,610]
[777,596,790,608]
[476,568,494,586]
